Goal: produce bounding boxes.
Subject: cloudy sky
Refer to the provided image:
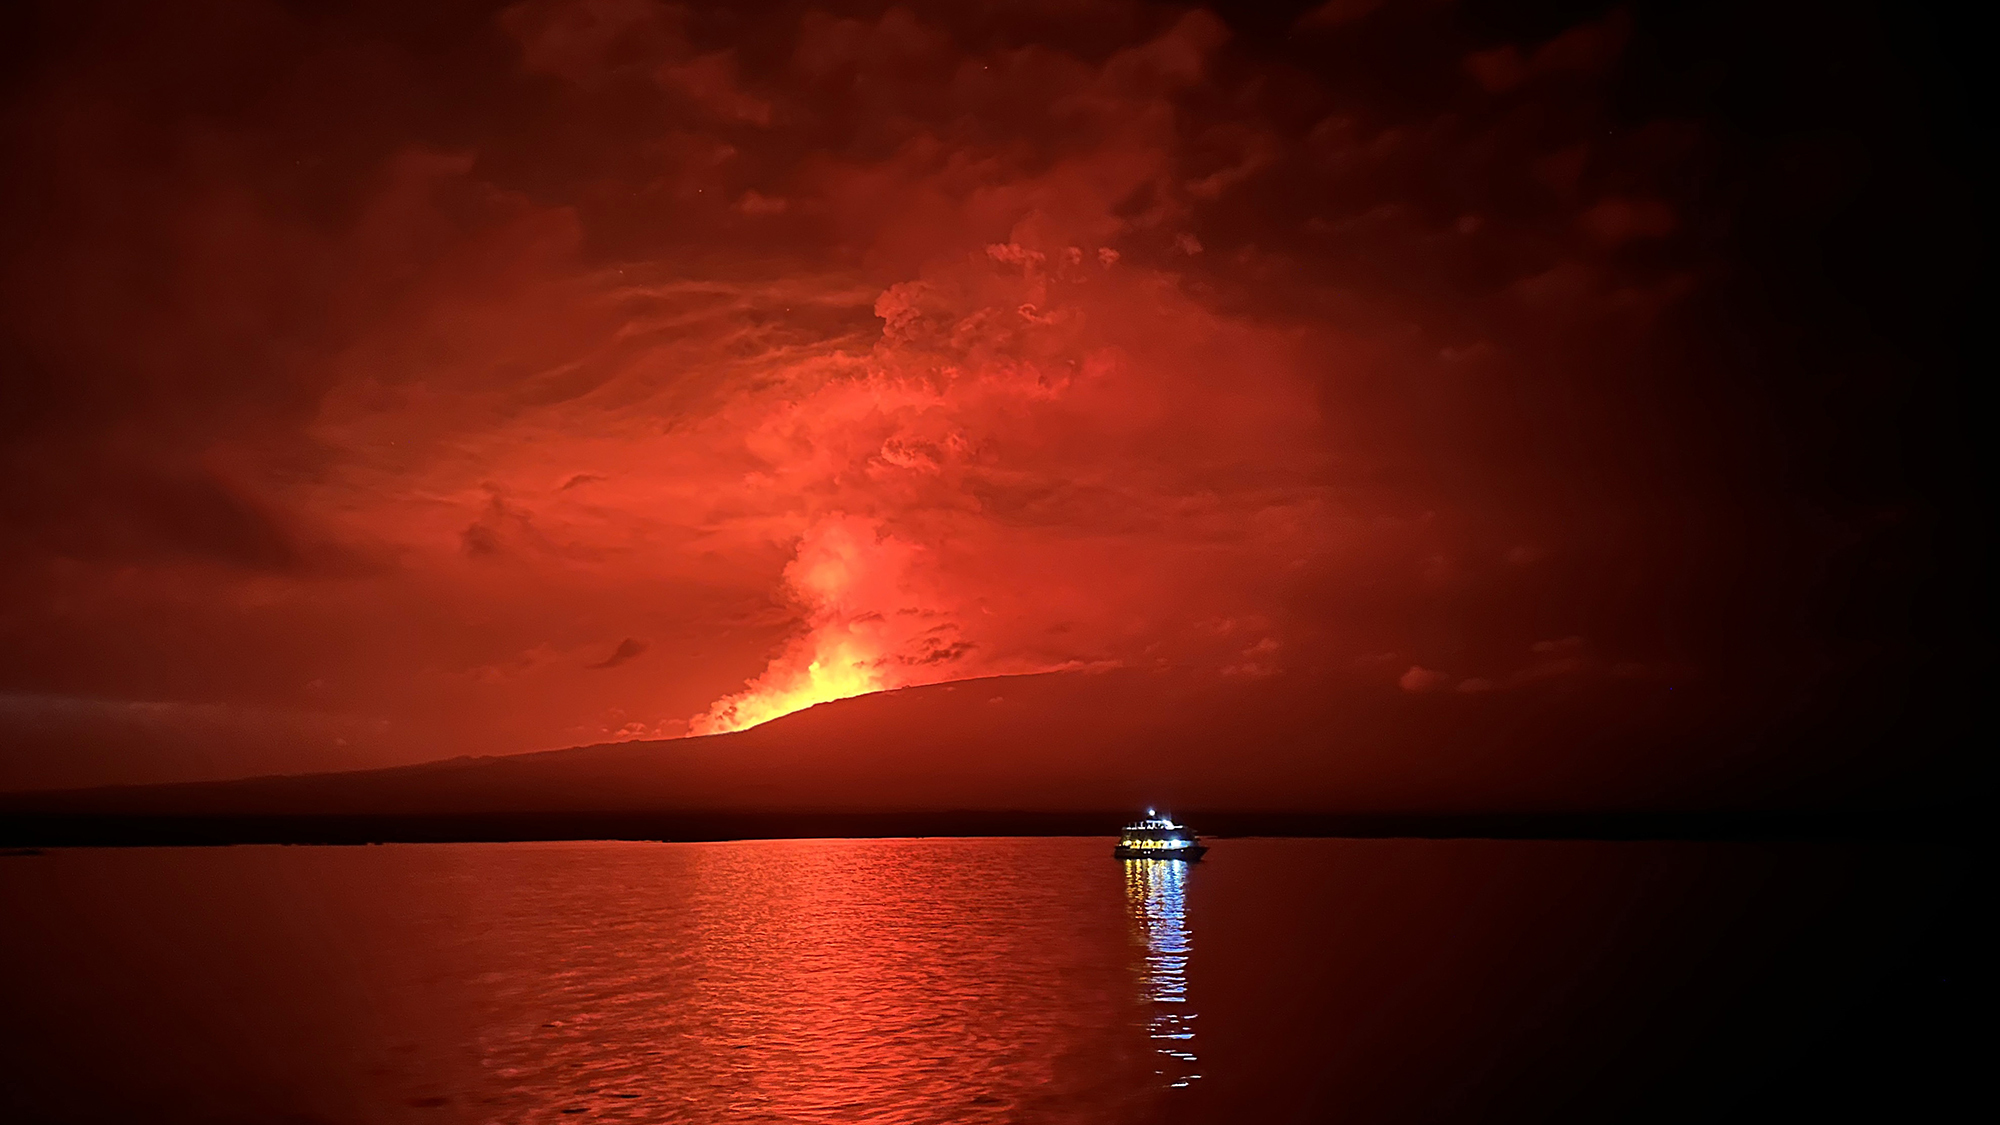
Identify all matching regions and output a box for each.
[0,0,1977,796]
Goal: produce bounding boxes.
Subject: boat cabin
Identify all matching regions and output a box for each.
[1115,809,1207,859]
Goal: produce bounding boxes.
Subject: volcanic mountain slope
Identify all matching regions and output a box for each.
[4,668,1740,823]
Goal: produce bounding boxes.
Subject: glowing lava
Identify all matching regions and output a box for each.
[689,515,966,734]
[690,630,888,734]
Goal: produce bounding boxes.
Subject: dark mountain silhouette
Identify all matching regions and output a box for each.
[3,665,1960,846]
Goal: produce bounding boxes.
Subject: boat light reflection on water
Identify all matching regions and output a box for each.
[1123,856,1200,1089]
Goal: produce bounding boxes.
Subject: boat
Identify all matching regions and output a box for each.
[1114,809,1208,860]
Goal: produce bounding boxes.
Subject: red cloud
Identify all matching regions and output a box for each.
[1399,666,1446,693]
[1,0,1795,787]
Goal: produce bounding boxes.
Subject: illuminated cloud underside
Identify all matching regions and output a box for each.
[11,0,1947,791]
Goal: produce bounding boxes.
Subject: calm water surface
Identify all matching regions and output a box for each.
[0,837,1965,1124]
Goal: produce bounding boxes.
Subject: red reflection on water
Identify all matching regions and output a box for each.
[0,839,1171,1123]
[463,838,1160,1122]
[0,838,1962,1123]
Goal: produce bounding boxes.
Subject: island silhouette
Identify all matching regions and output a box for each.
[1,668,1957,847]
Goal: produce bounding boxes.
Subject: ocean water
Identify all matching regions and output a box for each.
[0,837,1966,1124]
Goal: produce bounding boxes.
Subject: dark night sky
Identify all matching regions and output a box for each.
[0,0,1983,808]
